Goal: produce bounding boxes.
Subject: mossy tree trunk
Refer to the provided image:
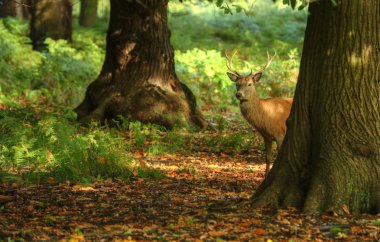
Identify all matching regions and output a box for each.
[75,0,207,129]
[252,0,380,214]
[29,0,72,50]
[0,0,29,19]
[79,0,97,27]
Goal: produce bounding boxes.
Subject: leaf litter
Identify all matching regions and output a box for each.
[0,150,379,241]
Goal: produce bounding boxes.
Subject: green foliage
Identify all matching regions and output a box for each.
[0,108,133,183]
[282,0,338,10]
[115,116,254,156]
[170,1,306,104]
[0,17,104,106]
[175,49,235,107]
[0,18,43,95]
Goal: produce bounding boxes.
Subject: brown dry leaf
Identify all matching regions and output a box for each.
[99,203,111,208]
[0,195,14,204]
[278,217,291,225]
[178,216,186,227]
[139,160,149,168]
[250,218,261,224]
[133,169,138,176]
[171,197,183,205]
[103,224,127,232]
[73,222,96,229]
[68,233,85,242]
[46,177,56,184]
[239,221,251,228]
[342,204,350,215]
[72,185,95,191]
[291,218,302,225]
[24,204,35,213]
[350,226,362,233]
[254,228,267,235]
[321,215,331,220]
[209,231,227,237]
[133,150,144,158]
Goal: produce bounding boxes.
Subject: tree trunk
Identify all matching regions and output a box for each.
[251,0,380,214]
[79,0,97,27]
[75,0,207,129]
[29,0,72,50]
[0,0,29,19]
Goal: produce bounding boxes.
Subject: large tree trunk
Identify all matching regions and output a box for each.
[29,0,72,50]
[251,0,379,214]
[79,0,97,27]
[0,0,29,19]
[75,0,207,129]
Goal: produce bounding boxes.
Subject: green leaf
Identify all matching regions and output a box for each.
[224,8,231,15]
[290,0,297,9]
[216,0,223,7]
[298,4,306,10]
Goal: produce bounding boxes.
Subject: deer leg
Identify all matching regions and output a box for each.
[264,137,273,177]
[276,135,284,150]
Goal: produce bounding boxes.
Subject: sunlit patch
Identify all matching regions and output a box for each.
[350,45,372,66]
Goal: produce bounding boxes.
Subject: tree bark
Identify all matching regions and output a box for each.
[29,0,72,50]
[75,0,207,129]
[79,0,97,27]
[0,0,29,19]
[251,0,380,214]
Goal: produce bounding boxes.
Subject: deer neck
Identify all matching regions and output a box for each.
[239,91,265,129]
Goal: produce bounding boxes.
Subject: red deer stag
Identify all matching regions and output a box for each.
[225,49,293,177]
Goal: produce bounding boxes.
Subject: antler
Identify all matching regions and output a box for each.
[225,49,241,76]
[251,51,276,76]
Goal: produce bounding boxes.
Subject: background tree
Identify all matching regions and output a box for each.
[75,0,207,129]
[252,0,379,214]
[28,0,72,50]
[0,0,29,19]
[79,0,97,27]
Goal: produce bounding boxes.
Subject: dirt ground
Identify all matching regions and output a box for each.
[1,151,379,241]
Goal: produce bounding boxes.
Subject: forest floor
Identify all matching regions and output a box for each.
[1,149,379,241]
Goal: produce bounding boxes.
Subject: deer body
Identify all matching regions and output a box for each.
[240,96,292,147]
[225,50,293,176]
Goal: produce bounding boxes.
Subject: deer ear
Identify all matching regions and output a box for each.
[227,72,238,82]
[252,72,262,83]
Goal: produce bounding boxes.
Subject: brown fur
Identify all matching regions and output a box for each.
[241,97,293,147]
[227,72,293,176]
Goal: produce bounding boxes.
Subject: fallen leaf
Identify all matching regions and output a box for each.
[209,231,226,237]
[254,228,267,235]
[342,204,350,215]
[72,185,95,191]
[350,226,361,233]
[0,195,14,204]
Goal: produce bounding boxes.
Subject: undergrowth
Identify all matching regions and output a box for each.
[0,107,134,183]
[0,0,306,184]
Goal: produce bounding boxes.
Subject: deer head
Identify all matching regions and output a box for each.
[225,49,275,103]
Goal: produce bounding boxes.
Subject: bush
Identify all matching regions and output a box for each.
[0,108,133,183]
[0,17,104,107]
